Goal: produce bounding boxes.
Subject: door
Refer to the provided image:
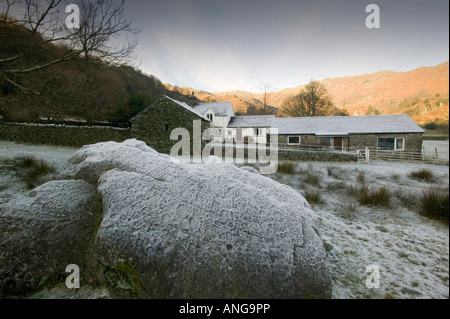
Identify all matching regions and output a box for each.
[236,129,242,143]
[334,137,343,151]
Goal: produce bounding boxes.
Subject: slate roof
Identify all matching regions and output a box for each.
[164,96,210,121]
[193,101,235,118]
[227,116,275,128]
[272,114,424,135]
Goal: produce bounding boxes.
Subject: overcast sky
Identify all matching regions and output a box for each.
[123,0,449,92]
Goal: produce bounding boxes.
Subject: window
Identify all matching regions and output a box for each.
[288,136,300,145]
[254,128,264,136]
[396,138,404,150]
[227,130,232,136]
[378,138,405,150]
[206,113,213,121]
[317,137,332,147]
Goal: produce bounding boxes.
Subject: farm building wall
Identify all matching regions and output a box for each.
[348,133,423,151]
[130,97,210,154]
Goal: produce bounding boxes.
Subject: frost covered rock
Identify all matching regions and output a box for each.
[240,166,260,174]
[0,180,100,297]
[67,139,331,298]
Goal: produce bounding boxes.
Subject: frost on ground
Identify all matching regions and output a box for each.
[267,161,449,299]
[0,140,448,299]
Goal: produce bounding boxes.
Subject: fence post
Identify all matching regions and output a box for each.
[365,147,370,163]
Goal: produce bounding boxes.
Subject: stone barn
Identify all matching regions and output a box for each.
[271,114,424,152]
[130,96,210,154]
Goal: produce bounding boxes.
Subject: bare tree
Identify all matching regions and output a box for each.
[281,80,335,117]
[73,0,139,123]
[259,81,280,112]
[0,0,139,122]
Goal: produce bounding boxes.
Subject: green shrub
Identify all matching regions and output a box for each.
[425,122,438,130]
[420,187,449,222]
[409,169,434,183]
[277,161,296,174]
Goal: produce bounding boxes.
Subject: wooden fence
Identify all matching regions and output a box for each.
[358,147,448,165]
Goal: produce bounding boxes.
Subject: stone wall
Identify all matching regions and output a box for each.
[278,149,358,162]
[130,97,209,154]
[0,122,131,147]
[206,145,358,163]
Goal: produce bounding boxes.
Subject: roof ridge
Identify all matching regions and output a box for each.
[274,114,409,120]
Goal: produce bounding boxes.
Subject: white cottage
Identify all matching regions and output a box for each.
[193,102,235,141]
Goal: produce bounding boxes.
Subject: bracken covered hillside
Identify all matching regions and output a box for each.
[166,62,449,125]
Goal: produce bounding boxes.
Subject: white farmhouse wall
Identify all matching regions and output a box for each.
[225,127,270,144]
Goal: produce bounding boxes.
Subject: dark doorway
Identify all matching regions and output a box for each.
[334,137,343,151]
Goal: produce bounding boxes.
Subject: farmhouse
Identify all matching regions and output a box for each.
[129,96,424,154]
[192,101,235,141]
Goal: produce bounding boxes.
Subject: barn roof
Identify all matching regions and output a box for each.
[272,114,424,135]
[228,115,275,128]
[164,96,210,121]
[130,96,210,122]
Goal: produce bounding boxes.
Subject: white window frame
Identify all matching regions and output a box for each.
[206,113,213,121]
[395,138,405,151]
[287,135,301,145]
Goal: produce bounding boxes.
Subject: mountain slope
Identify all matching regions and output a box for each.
[165,61,449,124]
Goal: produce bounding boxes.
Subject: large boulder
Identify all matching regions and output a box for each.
[67,139,332,298]
[0,180,100,297]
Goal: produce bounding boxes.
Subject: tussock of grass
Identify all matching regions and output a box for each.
[303,189,323,204]
[356,171,366,184]
[409,168,435,183]
[338,202,360,220]
[420,187,449,223]
[347,183,393,208]
[303,171,322,187]
[326,181,345,192]
[327,166,345,179]
[393,188,419,208]
[14,155,55,189]
[277,161,296,174]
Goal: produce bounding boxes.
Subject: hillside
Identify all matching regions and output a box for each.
[165,61,449,125]
[0,18,197,125]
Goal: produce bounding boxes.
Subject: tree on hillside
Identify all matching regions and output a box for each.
[258,81,280,115]
[280,80,335,117]
[73,0,139,123]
